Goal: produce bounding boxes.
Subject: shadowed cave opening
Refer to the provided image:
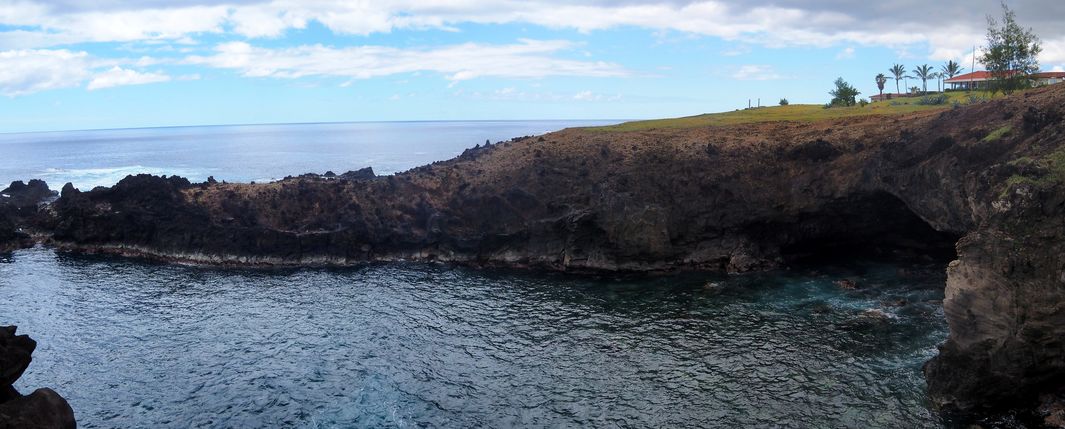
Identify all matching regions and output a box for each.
[773,191,962,265]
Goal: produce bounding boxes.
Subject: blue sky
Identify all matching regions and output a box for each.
[1,1,1063,133]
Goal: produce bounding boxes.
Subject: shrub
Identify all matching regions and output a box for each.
[858,99,869,107]
[779,98,789,106]
[916,94,949,105]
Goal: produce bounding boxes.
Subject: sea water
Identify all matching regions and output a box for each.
[0,121,949,427]
[0,247,948,428]
[0,120,617,189]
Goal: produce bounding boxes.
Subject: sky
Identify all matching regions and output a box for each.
[0,0,1064,133]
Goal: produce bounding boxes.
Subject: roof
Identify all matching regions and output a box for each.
[944,70,1065,83]
[944,71,1000,83]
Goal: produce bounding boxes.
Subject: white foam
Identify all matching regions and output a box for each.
[40,165,209,190]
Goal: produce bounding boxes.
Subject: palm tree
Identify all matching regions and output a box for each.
[890,64,906,94]
[875,73,888,97]
[912,64,934,93]
[940,60,964,91]
[933,72,943,92]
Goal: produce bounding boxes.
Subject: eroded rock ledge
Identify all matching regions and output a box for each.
[4,85,1065,422]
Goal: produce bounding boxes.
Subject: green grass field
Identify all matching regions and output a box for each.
[587,90,1003,132]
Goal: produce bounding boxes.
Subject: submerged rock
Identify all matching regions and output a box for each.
[834,279,859,290]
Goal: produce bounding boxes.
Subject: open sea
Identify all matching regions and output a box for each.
[0,121,949,428]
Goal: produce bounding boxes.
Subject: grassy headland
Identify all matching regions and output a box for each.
[588,90,1004,132]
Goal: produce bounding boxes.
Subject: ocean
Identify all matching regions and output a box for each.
[0,121,949,427]
[0,120,618,190]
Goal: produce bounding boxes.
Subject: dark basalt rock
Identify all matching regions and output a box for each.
[0,327,75,429]
[339,167,375,181]
[1,180,55,208]
[0,180,55,252]
[17,84,1065,421]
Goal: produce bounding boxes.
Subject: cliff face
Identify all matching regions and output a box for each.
[13,85,1065,418]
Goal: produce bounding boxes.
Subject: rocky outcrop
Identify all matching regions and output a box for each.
[0,180,55,252]
[0,327,75,429]
[17,85,1065,420]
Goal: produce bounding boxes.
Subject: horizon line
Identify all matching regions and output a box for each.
[0,118,638,137]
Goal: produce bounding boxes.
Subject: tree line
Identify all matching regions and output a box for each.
[828,1,1041,107]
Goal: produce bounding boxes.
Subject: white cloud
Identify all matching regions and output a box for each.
[731,64,785,80]
[0,49,90,96]
[835,46,855,60]
[573,90,621,101]
[4,0,1064,65]
[87,66,170,90]
[185,39,628,82]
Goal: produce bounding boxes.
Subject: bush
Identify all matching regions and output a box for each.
[858,99,869,107]
[967,94,988,104]
[779,98,789,106]
[828,77,860,107]
[916,94,949,105]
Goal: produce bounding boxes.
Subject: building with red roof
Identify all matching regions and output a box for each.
[944,70,1065,90]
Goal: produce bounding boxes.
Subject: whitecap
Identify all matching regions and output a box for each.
[39,165,210,190]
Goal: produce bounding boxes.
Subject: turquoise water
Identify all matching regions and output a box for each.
[0,120,617,189]
[1,247,948,428]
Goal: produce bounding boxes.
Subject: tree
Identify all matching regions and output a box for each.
[912,64,934,93]
[940,60,964,91]
[875,73,887,97]
[889,64,907,94]
[829,77,860,107]
[981,1,1041,94]
[932,72,943,92]
[779,98,789,106]
[941,60,964,79]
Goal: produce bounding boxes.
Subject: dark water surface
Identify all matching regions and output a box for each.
[1,247,948,428]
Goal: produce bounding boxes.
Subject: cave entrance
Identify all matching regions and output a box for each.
[775,191,961,265]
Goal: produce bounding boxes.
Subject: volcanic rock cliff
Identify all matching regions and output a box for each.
[6,85,1065,421]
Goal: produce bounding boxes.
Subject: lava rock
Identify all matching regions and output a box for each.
[0,327,75,429]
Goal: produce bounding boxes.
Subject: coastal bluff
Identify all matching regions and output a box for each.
[4,84,1065,422]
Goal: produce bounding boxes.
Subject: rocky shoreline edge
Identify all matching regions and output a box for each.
[4,85,1065,426]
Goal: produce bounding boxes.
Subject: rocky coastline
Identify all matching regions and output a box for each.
[3,85,1065,425]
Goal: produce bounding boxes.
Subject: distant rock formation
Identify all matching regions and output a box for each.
[0,326,75,429]
[0,180,56,252]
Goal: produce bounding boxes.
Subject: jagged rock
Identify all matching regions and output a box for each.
[0,180,54,252]
[339,167,375,181]
[0,327,33,390]
[0,327,75,429]
[0,388,75,429]
[0,180,55,208]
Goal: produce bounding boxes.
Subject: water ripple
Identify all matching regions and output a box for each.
[1,247,947,428]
